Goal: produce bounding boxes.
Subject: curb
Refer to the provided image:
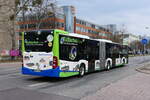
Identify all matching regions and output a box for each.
[135,63,150,74]
[135,68,150,74]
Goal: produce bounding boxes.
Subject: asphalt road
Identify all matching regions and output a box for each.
[0,56,150,100]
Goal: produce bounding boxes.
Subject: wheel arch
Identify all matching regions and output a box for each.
[79,60,88,72]
[105,58,112,67]
[122,57,127,64]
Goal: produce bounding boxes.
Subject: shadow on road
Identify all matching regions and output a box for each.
[24,65,128,84]
[25,75,79,83]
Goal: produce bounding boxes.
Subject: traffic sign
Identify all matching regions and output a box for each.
[141,39,148,45]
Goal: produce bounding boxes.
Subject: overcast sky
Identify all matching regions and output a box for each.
[58,0,150,36]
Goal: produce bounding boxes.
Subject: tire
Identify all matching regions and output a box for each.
[79,64,85,77]
[106,61,111,70]
[123,59,126,64]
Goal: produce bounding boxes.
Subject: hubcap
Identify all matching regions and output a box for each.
[80,67,84,76]
[107,64,110,70]
[123,60,125,64]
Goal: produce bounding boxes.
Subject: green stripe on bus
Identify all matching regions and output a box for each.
[53,30,59,65]
[59,72,79,77]
[116,64,124,67]
[53,29,68,66]
[22,32,25,52]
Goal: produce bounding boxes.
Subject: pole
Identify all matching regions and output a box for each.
[144,44,146,55]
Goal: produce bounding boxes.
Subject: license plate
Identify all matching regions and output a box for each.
[34,67,41,72]
[34,69,41,72]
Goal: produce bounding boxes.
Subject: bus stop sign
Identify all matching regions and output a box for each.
[141,39,148,45]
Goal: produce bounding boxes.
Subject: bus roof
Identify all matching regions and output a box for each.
[67,33,90,39]
[62,33,114,43]
[94,39,113,43]
[23,29,67,33]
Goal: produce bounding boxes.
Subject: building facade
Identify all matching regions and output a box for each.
[123,34,140,46]
[102,24,117,34]
[62,6,75,33]
[15,6,112,50]
[16,15,112,39]
[16,15,112,41]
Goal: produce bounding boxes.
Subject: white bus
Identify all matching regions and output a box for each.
[22,29,128,77]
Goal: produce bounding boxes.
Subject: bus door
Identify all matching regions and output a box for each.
[87,40,98,72]
[99,41,106,70]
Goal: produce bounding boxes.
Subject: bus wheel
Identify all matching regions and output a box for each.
[106,62,111,70]
[123,59,126,64]
[79,64,85,77]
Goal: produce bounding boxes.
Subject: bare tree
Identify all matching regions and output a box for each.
[1,0,57,48]
[130,40,143,54]
[0,0,31,51]
[112,33,122,43]
[27,0,57,29]
[0,0,57,59]
[147,40,150,49]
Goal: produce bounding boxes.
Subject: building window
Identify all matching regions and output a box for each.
[28,24,36,29]
[20,24,28,29]
[91,24,95,28]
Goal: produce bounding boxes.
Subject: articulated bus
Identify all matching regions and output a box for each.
[22,29,128,77]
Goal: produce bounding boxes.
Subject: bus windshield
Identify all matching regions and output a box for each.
[24,30,53,52]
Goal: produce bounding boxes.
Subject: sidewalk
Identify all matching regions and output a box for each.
[81,72,150,100]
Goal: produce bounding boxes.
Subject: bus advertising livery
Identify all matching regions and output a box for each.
[22,29,128,77]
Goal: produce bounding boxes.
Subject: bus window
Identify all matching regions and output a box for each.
[60,44,79,61]
[59,35,86,61]
[24,30,53,52]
